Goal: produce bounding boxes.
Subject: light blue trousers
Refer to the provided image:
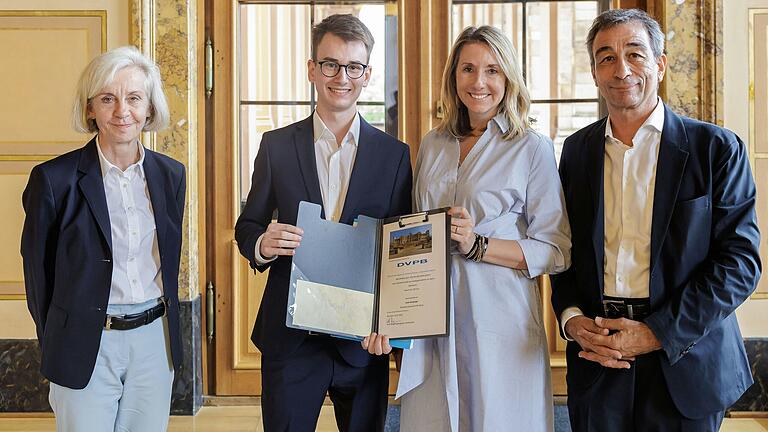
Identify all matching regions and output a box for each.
[49,299,175,432]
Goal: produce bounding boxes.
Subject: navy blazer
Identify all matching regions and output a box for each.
[551,105,761,419]
[21,138,186,389]
[235,114,412,367]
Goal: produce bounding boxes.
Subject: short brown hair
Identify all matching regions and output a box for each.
[311,14,374,62]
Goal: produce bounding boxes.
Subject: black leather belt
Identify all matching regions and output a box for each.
[105,298,166,330]
[602,296,651,321]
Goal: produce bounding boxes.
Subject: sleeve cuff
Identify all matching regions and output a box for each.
[560,307,584,341]
[516,238,567,279]
[254,234,277,265]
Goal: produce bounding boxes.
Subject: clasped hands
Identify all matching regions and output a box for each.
[565,315,662,369]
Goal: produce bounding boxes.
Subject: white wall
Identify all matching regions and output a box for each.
[724,0,768,338]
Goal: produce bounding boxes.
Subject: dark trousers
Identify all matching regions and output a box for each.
[260,336,389,432]
[568,353,725,432]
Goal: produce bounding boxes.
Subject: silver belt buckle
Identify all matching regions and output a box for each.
[159,297,168,317]
[602,299,624,316]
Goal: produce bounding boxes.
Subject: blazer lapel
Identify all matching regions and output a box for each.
[294,114,325,218]
[649,106,689,295]
[77,138,113,251]
[143,150,168,259]
[339,116,375,223]
[586,119,607,295]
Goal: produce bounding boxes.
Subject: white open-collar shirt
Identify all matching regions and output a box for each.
[312,110,360,223]
[561,99,665,333]
[96,137,164,304]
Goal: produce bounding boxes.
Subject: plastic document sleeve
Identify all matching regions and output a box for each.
[286,201,451,348]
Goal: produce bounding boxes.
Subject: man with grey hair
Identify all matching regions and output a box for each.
[552,8,760,431]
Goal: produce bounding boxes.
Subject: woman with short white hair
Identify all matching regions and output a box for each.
[21,45,185,432]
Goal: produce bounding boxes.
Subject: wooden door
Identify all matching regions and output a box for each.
[207,0,407,395]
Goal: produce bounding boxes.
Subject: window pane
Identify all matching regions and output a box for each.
[315,5,388,104]
[238,4,390,105]
[239,4,312,102]
[359,104,386,131]
[530,102,599,162]
[452,3,523,70]
[526,2,598,100]
[240,104,312,203]
[237,2,398,211]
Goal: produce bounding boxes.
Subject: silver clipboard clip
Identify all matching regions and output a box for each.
[398,211,429,227]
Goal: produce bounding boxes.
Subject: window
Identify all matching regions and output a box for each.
[237,1,397,204]
[452,0,607,160]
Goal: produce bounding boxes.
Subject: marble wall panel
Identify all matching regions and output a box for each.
[0,340,49,412]
[0,297,203,415]
[129,0,201,302]
[731,338,768,411]
[171,295,204,415]
[662,0,723,124]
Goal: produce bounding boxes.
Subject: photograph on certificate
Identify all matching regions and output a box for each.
[376,211,448,338]
[389,225,433,260]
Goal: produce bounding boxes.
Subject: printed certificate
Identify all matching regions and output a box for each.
[376,213,449,338]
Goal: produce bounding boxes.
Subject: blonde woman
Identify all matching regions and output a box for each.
[366,26,571,431]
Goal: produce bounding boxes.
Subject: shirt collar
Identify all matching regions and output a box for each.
[491,112,510,134]
[95,135,146,179]
[312,110,360,147]
[605,97,665,143]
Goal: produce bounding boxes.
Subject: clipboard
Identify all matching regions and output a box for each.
[287,201,451,345]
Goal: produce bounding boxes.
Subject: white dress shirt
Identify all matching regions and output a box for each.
[96,138,164,304]
[312,111,360,222]
[254,111,360,263]
[561,99,665,336]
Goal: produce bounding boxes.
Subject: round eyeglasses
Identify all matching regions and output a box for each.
[316,60,368,79]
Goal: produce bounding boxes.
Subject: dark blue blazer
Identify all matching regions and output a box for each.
[551,105,761,419]
[235,114,412,367]
[21,138,186,389]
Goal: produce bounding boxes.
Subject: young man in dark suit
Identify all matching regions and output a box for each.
[552,9,760,432]
[235,14,412,432]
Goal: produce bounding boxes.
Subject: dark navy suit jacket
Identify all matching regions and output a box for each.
[551,105,761,419]
[235,114,412,368]
[21,138,186,389]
